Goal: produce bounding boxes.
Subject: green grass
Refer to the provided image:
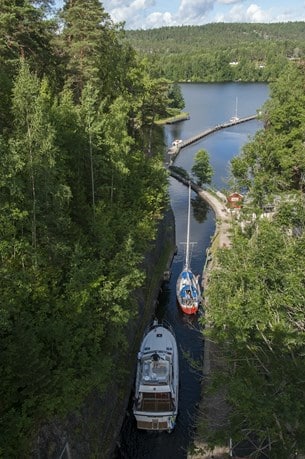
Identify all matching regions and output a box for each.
[155,111,190,125]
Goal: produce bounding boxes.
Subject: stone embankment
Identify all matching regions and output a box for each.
[168,170,232,253]
[195,187,233,458]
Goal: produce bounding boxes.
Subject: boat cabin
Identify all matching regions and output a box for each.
[141,353,170,385]
[135,352,175,413]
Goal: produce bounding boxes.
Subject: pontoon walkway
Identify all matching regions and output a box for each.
[168,114,257,157]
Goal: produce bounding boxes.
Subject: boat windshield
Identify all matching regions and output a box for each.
[141,356,170,385]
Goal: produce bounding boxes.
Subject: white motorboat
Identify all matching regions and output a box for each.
[133,319,179,432]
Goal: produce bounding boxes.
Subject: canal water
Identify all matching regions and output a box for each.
[114,82,269,459]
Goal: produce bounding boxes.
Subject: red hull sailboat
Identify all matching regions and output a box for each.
[176,184,201,314]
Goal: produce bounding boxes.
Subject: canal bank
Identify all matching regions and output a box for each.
[168,172,233,458]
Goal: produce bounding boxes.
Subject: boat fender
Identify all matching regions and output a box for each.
[168,415,176,431]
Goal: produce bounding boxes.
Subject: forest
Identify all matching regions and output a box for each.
[2,1,305,457]
[125,22,305,82]
[200,61,305,458]
[0,0,173,455]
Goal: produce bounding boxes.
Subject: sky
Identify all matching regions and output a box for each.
[55,1,305,30]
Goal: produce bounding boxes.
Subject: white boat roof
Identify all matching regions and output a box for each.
[138,325,177,391]
[140,325,176,356]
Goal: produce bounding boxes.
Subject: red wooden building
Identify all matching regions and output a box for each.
[227,192,243,210]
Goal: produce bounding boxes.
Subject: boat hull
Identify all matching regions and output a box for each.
[133,413,176,431]
[133,321,179,432]
[178,300,198,315]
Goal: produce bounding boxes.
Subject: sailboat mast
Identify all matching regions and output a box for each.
[185,183,191,269]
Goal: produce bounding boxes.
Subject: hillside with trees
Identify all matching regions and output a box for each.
[0,1,172,455]
[125,22,305,82]
[2,2,305,456]
[200,61,305,457]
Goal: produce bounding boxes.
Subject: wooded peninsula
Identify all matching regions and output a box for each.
[1,2,305,457]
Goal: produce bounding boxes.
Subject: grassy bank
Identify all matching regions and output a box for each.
[155,111,190,125]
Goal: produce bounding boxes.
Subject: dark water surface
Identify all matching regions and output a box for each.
[114,83,269,459]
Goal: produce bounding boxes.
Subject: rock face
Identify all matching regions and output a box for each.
[32,206,176,459]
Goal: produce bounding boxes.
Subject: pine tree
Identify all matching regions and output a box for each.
[0,0,56,73]
[0,0,57,131]
[59,0,115,99]
[168,82,185,110]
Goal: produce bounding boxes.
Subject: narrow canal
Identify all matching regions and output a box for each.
[114,82,269,459]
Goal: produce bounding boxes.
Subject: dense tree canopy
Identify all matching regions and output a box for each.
[168,82,185,110]
[125,22,305,82]
[201,62,305,457]
[231,62,305,205]
[2,2,305,456]
[0,1,170,455]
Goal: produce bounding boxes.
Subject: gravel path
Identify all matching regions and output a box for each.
[193,184,232,249]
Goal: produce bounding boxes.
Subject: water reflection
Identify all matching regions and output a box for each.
[192,195,209,224]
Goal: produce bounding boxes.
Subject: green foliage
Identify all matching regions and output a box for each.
[202,62,305,456]
[125,22,305,82]
[230,62,305,205]
[203,217,305,456]
[59,0,111,98]
[168,82,185,110]
[0,4,169,455]
[0,0,55,62]
[191,148,213,186]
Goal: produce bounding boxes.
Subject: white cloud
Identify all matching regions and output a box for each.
[215,3,267,22]
[130,0,155,9]
[146,12,174,28]
[107,6,129,23]
[178,0,215,20]
[246,4,267,22]
[103,0,127,7]
[103,0,216,28]
[103,0,158,28]
[217,0,242,4]
[100,0,305,29]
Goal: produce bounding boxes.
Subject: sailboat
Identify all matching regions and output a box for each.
[230,96,240,123]
[176,183,201,315]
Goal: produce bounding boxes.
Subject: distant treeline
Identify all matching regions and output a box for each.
[125,22,305,82]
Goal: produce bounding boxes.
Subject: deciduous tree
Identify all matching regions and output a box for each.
[192,148,213,186]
